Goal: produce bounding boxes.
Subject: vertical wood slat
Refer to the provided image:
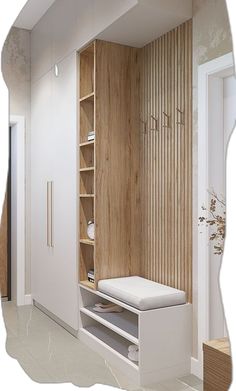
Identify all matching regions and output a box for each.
[140,20,192,302]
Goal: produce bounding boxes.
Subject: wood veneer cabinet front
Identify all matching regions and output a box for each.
[79,40,141,288]
[203,338,232,391]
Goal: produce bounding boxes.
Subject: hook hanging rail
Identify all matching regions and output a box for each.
[162,112,171,129]
[176,108,184,125]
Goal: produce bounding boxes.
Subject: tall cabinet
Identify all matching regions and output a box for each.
[78,40,141,290]
[31,52,79,331]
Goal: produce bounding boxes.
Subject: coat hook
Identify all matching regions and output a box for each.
[163,112,171,129]
[176,108,184,125]
[140,118,148,134]
[150,115,159,132]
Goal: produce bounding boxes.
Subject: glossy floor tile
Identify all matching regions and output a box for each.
[2,302,203,390]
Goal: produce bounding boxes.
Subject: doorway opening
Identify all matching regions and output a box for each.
[197,52,236,376]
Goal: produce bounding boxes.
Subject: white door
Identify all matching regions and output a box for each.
[31,53,78,330]
[208,73,236,339]
[49,52,78,330]
[31,70,54,307]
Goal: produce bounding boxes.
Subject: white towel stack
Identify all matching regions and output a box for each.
[128,345,139,362]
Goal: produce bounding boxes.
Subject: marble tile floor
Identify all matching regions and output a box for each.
[1,302,203,391]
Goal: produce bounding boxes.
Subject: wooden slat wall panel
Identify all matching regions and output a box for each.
[140,20,192,302]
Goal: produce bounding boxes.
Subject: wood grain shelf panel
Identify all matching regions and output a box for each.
[203,338,232,391]
[80,141,95,147]
[80,92,94,102]
[80,239,95,246]
[80,194,94,198]
[80,167,95,172]
[80,280,95,290]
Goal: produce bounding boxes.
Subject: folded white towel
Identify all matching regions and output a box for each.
[128,345,138,353]
[128,349,139,362]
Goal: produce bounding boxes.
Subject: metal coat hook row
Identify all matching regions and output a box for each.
[150,115,159,132]
[162,112,171,129]
[176,108,184,125]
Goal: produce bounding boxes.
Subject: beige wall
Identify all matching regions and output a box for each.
[192,0,232,357]
[2,27,31,294]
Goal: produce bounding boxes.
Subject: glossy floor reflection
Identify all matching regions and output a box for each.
[2,302,203,391]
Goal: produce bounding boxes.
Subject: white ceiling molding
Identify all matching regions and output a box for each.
[14,0,56,30]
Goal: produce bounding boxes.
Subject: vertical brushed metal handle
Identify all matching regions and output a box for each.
[47,182,50,247]
[50,181,54,248]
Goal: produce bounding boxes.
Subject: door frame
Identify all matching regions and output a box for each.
[10,115,25,306]
[197,52,234,375]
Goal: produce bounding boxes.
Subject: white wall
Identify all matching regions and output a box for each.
[192,0,233,358]
[2,27,31,294]
[31,0,137,82]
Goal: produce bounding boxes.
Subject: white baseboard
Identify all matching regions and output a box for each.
[191,357,203,380]
[24,294,32,305]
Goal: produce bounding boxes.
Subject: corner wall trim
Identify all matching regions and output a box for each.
[24,294,32,305]
[10,115,25,306]
[191,357,203,380]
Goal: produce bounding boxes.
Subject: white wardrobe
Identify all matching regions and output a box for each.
[31,52,79,331]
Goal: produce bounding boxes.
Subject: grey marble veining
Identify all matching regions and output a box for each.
[2,302,202,391]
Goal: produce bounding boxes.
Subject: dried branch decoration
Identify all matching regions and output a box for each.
[199,191,226,255]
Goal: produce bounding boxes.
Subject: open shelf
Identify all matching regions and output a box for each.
[80,194,94,198]
[79,244,94,285]
[80,140,95,148]
[80,99,95,144]
[80,167,95,172]
[80,43,94,98]
[80,92,94,103]
[81,306,138,345]
[82,323,139,368]
[80,280,95,290]
[80,239,95,246]
[80,140,94,168]
[80,170,94,195]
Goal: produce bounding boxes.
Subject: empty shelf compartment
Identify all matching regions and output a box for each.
[81,306,138,344]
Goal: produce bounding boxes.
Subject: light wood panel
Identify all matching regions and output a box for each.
[203,338,232,391]
[140,20,192,302]
[95,40,141,284]
[0,192,8,297]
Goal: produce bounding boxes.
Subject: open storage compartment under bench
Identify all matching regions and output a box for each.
[78,284,192,386]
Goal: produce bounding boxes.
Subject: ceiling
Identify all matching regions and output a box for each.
[14,0,56,30]
[13,0,192,48]
[98,0,193,47]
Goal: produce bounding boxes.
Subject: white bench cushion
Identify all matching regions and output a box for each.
[98,276,186,310]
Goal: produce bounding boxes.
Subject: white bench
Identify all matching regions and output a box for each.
[78,277,192,386]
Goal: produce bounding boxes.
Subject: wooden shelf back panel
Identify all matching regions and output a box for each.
[95,40,141,282]
[79,244,94,282]
[80,43,95,98]
[80,170,94,195]
[80,143,94,169]
[80,198,94,239]
[80,100,94,144]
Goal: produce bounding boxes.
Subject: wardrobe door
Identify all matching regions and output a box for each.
[31,71,55,306]
[50,52,78,330]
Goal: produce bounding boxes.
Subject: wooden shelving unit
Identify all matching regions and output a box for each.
[79,42,95,289]
[78,39,141,289]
